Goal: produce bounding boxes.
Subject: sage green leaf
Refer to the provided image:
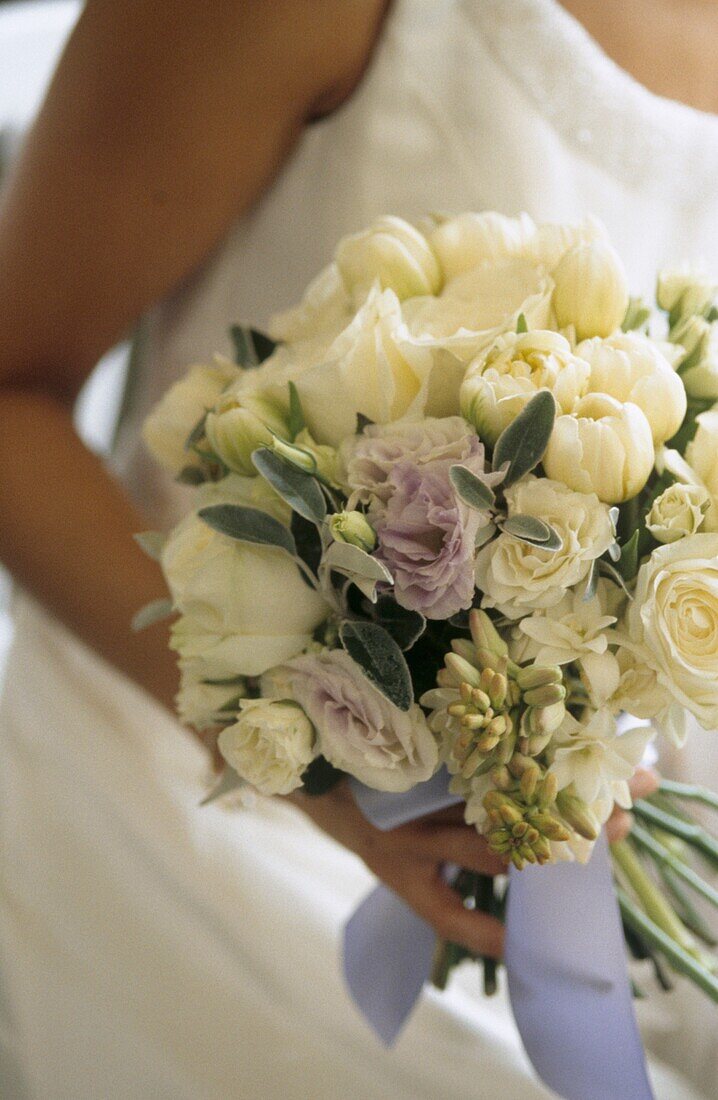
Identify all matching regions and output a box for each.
[229,325,276,368]
[198,504,296,556]
[176,465,208,486]
[134,530,167,562]
[516,312,528,334]
[374,596,426,651]
[185,412,208,452]
[503,514,562,551]
[131,598,173,633]
[251,447,326,525]
[340,620,413,711]
[492,390,557,487]
[324,541,393,584]
[616,529,640,581]
[449,465,496,511]
[288,381,305,439]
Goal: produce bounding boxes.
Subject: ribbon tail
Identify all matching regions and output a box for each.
[506,833,654,1100]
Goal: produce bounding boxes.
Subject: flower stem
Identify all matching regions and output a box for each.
[611,839,700,958]
[616,887,718,1003]
[632,801,718,866]
[655,864,718,947]
[630,823,718,910]
[658,779,718,813]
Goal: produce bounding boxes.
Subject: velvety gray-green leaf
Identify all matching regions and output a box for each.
[492,390,557,487]
[340,620,413,711]
[374,596,426,651]
[229,325,276,368]
[616,529,641,581]
[323,540,393,584]
[131,597,173,633]
[251,447,326,525]
[134,530,167,562]
[449,465,496,511]
[176,465,208,486]
[288,381,305,439]
[198,503,296,556]
[503,514,562,551]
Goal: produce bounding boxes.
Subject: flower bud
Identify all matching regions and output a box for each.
[206,393,289,476]
[515,664,562,691]
[646,482,709,544]
[674,318,718,400]
[269,436,318,473]
[329,510,377,553]
[552,241,629,340]
[556,789,600,841]
[469,609,508,658]
[543,393,654,503]
[523,682,566,708]
[336,215,442,302]
[657,267,716,321]
[445,652,483,689]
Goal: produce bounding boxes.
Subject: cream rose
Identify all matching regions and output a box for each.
[626,533,718,730]
[551,240,629,340]
[336,215,442,302]
[579,332,687,445]
[142,360,239,475]
[429,212,537,278]
[646,482,709,544]
[162,476,329,678]
[218,699,315,796]
[475,476,614,619]
[685,408,718,530]
[543,393,654,503]
[460,329,590,445]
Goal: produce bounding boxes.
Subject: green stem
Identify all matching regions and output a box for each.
[616,887,718,1003]
[656,864,718,947]
[632,801,718,866]
[612,839,700,957]
[658,779,718,813]
[630,823,718,910]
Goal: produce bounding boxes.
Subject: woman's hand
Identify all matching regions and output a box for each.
[605,766,659,843]
[291,781,505,958]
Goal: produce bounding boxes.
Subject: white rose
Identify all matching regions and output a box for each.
[626,533,718,730]
[475,476,614,619]
[543,393,654,503]
[461,329,590,445]
[551,240,629,340]
[142,360,239,475]
[218,698,315,796]
[646,482,709,543]
[429,212,537,278]
[162,476,329,678]
[685,407,718,530]
[579,332,687,445]
[205,387,290,476]
[336,215,442,303]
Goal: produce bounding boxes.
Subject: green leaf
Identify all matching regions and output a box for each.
[198,504,296,556]
[502,514,562,550]
[301,755,345,796]
[374,596,426,651]
[131,598,173,633]
[323,540,392,602]
[449,465,496,511]
[340,620,413,711]
[134,530,167,562]
[516,312,528,334]
[176,465,208,486]
[616,529,640,581]
[288,381,305,440]
[229,325,276,368]
[492,390,557,487]
[251,447,326,525]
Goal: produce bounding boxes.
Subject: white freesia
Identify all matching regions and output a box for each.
[142,360,239,475]
[475,476,614,619]
[543,393,655,503]
[336,215,442,303]
[517,586,619,704]
[685,407,718,530]
[626,533,718,730]
[550,710,654,808]
[552,240,629,340]
[218,698,315,796]
[162,476,328,679]
[579,332,687,445]
[646,481,709,543]
[266,650,438,791]
[461,329,590,445]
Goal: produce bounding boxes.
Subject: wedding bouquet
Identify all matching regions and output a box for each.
[138,212,718,1013]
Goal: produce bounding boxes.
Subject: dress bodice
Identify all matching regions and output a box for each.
[112,0,718,528]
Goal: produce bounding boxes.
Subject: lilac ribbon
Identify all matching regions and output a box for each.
[344,771,654,1100]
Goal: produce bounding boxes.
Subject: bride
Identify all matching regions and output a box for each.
[0,2,716,1097]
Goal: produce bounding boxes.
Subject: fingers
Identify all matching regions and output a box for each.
[420,871,504,958]
[408,822,506,876]
[629,766,659,801]
[605,808,633,844]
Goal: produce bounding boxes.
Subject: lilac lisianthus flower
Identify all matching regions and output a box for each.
[263,649,438,791]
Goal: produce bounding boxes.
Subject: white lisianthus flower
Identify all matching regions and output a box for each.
[162,476,329,679]
[336,215,442,303]
[543,393,655,503]
[646,481,709,543]
[626,533,718,731]
[550,710,654,808]
[685,408,718,531]
[205,387,290,476]
[265,649,438,791]
[517,586,619,704]
[461,330,590,445]
[552,240,629,340]
[142,360,239,475]
[475,476,614,619]
[579,332,687,445]
[218,698,315,796]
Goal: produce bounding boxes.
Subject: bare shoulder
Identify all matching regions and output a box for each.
[0,0,388,393]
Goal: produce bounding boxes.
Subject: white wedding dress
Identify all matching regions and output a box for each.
[2,2,718,1097]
